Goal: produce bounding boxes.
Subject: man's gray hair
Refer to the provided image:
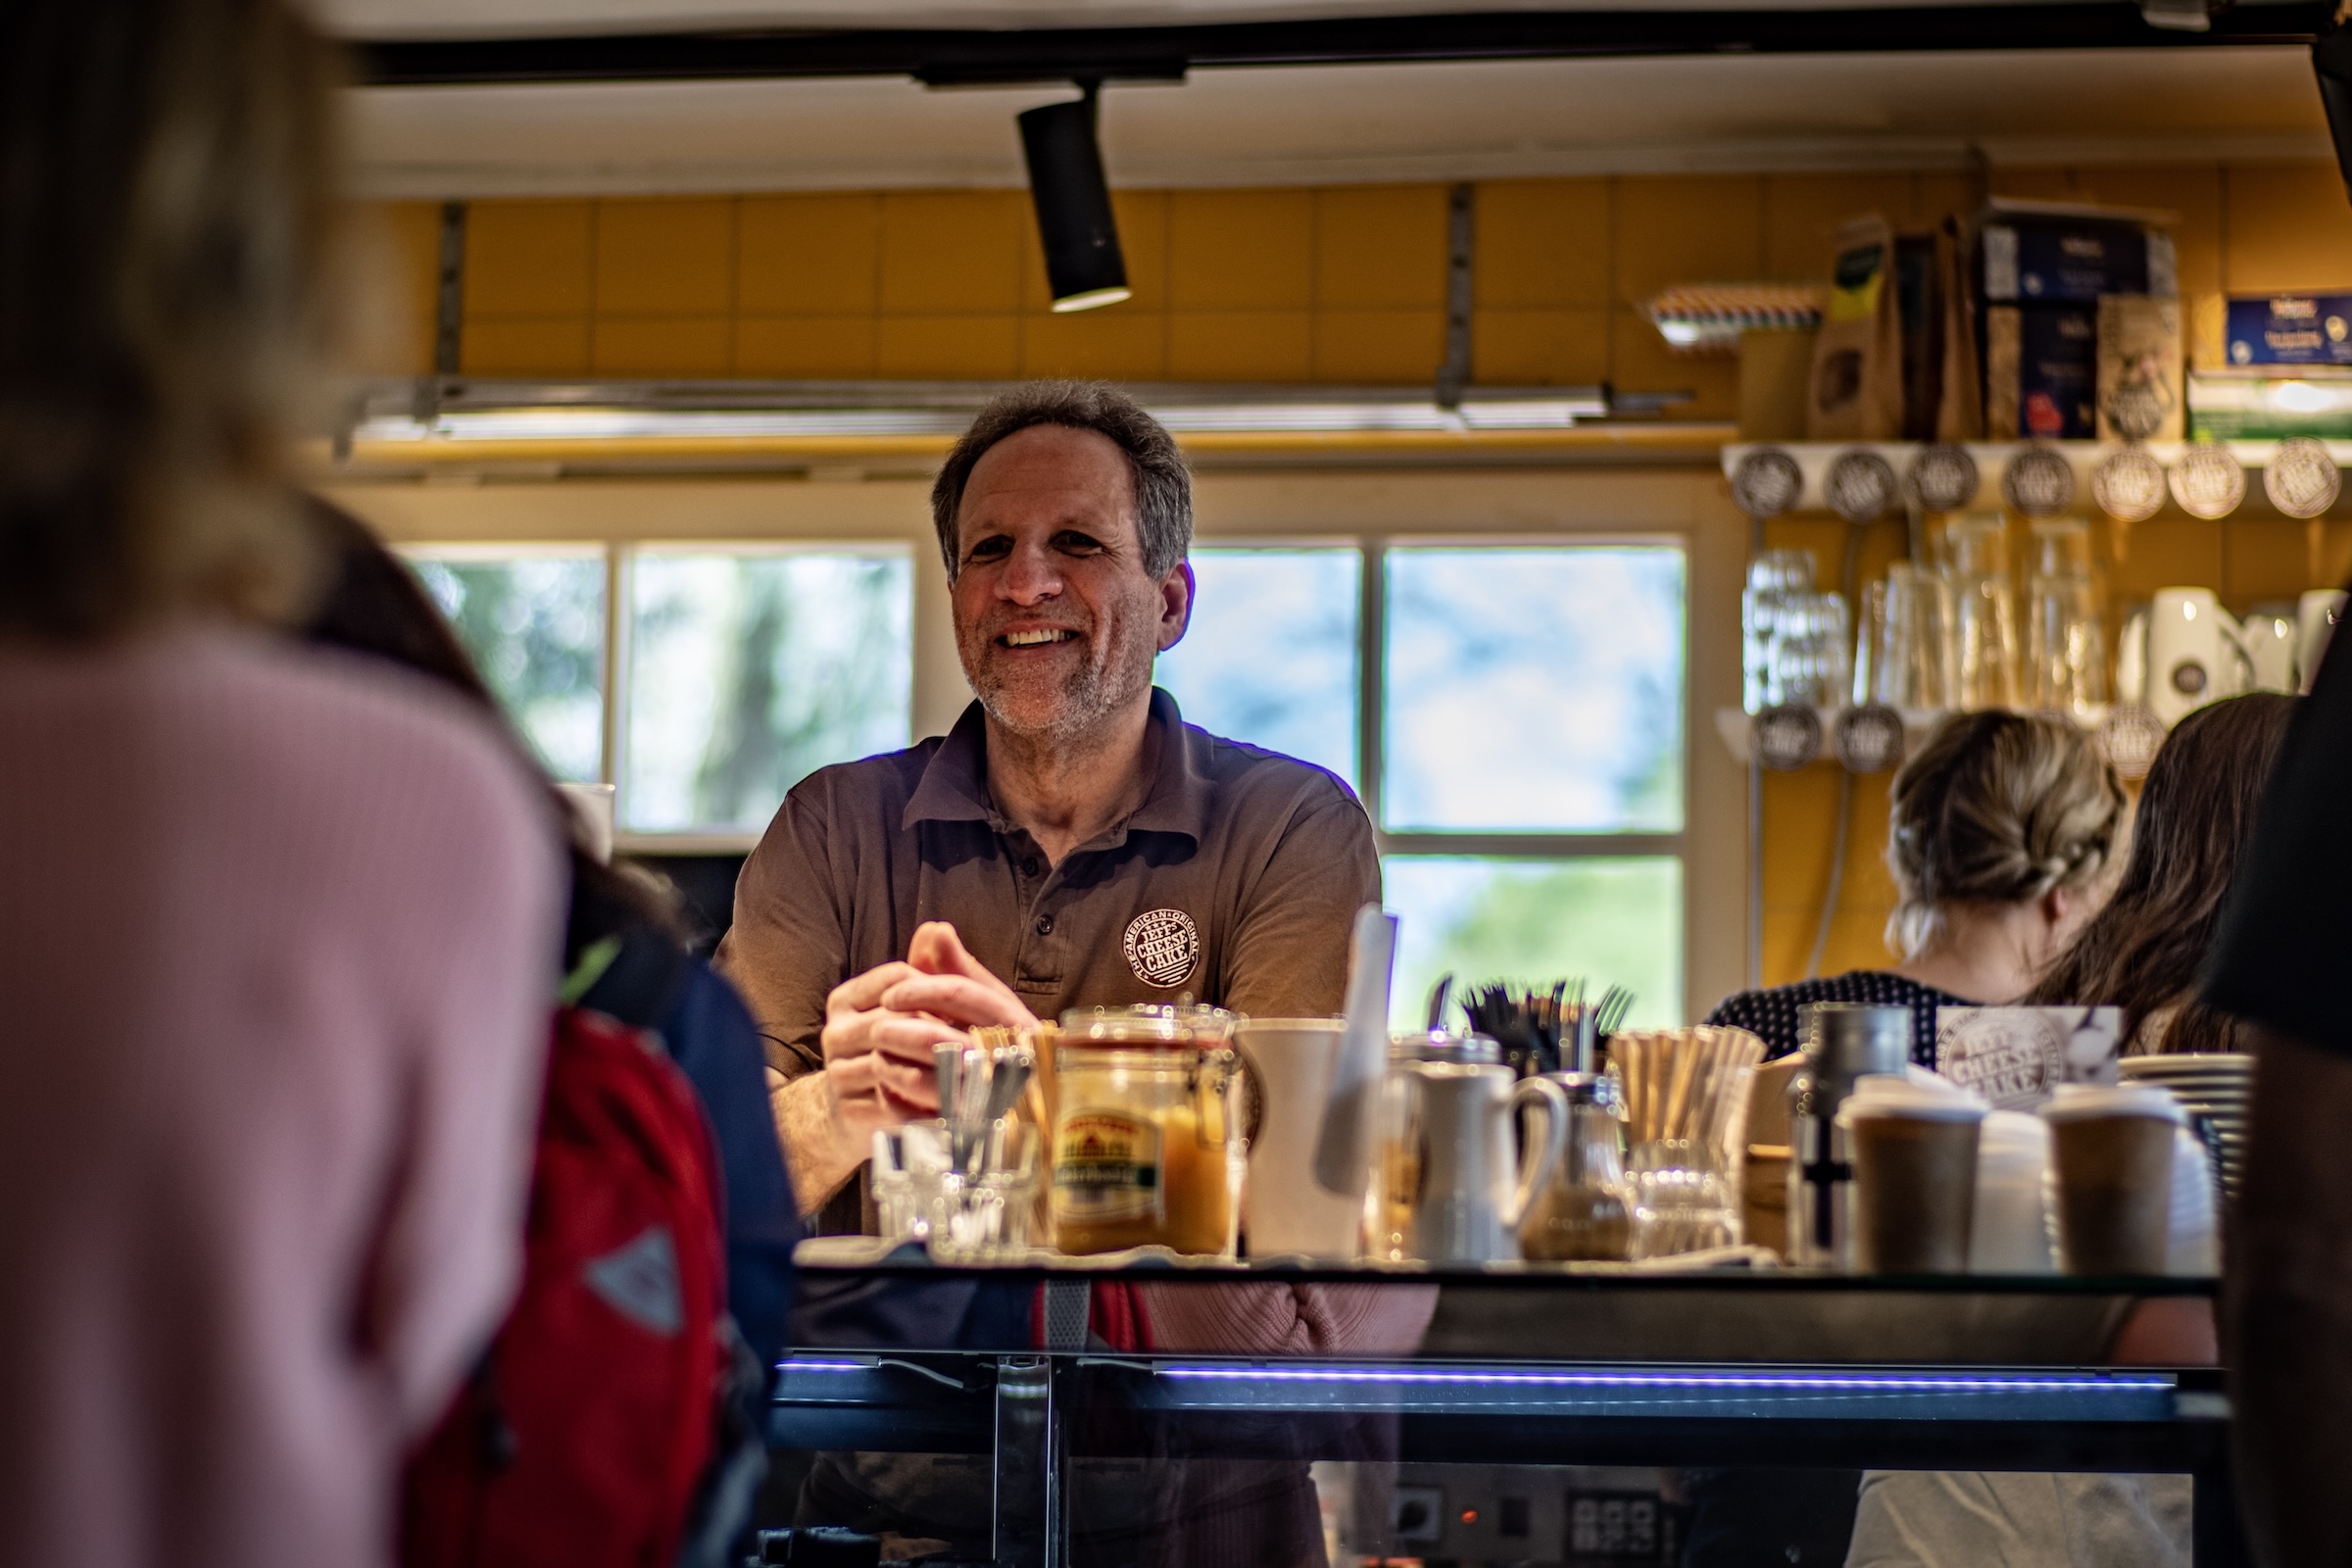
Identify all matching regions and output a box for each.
[929,380,1192,582]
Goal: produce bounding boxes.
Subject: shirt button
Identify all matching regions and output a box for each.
[1036,913,1054,936]
[1021,857,1041,877]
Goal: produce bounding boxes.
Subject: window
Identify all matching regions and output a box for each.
[621,546,912,834]
[404,545,606,783]
[1382,547,1684,834]
[1156,541,1687,1029]
[400,542,911,839]
[1153,547,1360,786]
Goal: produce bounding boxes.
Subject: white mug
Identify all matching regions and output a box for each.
[2299,589,2347,692]
[2135,588,2252,727]
[1399,1064,1568,1264]
[2242,609,2300,695]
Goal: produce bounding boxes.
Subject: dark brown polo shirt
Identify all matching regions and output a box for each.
[714,687,1379,1230]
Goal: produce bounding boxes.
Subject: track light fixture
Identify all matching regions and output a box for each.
[1018,84,1130,313]
[2317,16,2352,205]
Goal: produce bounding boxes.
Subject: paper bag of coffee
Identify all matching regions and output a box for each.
[1936,216,1984,441]
[1807,215,1905,440]
[1895,230,1943,440]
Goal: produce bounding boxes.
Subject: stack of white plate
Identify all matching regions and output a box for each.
[2120,1054,2255,1199]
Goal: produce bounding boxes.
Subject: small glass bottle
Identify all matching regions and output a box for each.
[1786,1004,1912,1268]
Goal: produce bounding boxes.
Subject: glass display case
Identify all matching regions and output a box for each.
[767,1260,2238,1567]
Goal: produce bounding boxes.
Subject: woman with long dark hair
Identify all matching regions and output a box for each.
[2028,692,2298,1054]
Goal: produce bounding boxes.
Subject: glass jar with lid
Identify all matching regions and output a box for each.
[1050,1004,1243,1256]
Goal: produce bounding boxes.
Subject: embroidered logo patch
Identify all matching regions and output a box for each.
[1122,908,1200,988]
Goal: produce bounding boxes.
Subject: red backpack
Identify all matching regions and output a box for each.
[401,1004,744,1568]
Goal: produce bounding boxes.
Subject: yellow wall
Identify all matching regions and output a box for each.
[368,161,2352,419]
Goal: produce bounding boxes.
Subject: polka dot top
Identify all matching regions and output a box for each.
[1703,970,1969,1066]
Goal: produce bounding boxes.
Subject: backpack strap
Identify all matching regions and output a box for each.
[577,925,691,1038]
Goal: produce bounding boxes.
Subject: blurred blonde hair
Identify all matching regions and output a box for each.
[1886,710,2127,958]
[0,0,345,640]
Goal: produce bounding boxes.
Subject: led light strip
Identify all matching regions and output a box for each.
[1151,1365,2170,1396]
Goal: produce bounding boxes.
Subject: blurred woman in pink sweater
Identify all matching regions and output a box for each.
[0,2,561,1565]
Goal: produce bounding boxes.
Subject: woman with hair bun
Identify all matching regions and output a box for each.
[1708,710,2129,1062]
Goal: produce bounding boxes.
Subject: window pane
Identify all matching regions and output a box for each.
[1383,856,1683,1033]
[1154,547,1360,785]
[1384,546,1685,832]
[406,548,606,784]
[623,547,912,834]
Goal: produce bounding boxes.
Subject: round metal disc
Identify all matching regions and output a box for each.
[2170,443,2247,520]
[1906,444,1981,513]
[1753,704,1824,771]
[2090,445,2168,523]
[1730,447,1805,520]
[1834,705,1907,774]
[2002,446,2078,516]
[1825,448,1900,523]
[2264,436,2341,519]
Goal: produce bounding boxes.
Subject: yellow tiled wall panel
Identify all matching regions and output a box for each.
[1476,178,1612,310]
[880,191,1029,315]
[358,200,443,376]
[1167,189,1316,312]
[464,200,594,318]
[739,194,881,316]
[361,161,2352,400]
[595,198,735,317]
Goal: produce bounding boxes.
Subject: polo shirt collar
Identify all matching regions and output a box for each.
[901,687,1208,848]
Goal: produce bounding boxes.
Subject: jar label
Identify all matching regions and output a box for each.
[1053,1109,1162,1223]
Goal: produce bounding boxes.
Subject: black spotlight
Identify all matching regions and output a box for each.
[1017,86,1130,313]
[2316,20,2352,205]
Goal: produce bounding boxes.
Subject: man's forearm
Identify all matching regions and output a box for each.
[2225,1026,2352,1568]
[770,1069,865,1219]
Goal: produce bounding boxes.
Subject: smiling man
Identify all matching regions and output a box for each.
[715,380,1379,1229]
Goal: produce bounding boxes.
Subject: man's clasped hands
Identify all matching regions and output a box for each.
[819,921,1041,1145]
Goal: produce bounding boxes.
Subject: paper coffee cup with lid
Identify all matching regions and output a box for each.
[2039,1084,2183,1276]
[1838,1074,1989,1274]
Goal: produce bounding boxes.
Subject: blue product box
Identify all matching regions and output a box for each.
[1987,303,2100,439]
[1981,218,2161,302]
[2225,294,2352,367]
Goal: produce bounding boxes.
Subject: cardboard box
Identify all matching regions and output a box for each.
[1984,302,2099,439]
[2188,369,2352,440]
[2225,293,2352,367]
[1981,216,2172,303]
[2097,295,2184,442]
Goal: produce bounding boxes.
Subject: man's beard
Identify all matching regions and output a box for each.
[964,622,1157,749]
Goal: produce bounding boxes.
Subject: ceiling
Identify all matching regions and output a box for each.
[347,43,2330,196]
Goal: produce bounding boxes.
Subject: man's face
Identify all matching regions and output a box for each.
[951,423,1191,746]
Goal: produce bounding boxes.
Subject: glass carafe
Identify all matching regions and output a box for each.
[1944,514,2020,710]
[1860,563,1956,710]
[1742,549,1818,712]
[2023,518,2110,715]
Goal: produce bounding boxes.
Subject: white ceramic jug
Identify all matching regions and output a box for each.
[1233,1018,1368,1260]
[1396,1063,1568,1264]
